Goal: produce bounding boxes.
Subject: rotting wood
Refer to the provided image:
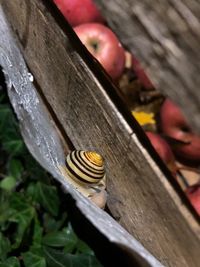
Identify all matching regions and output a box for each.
[95,0,200,132]
[1,0,200,266]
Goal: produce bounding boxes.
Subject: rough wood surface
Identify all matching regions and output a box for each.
[0,7,162,267]
[1,1,200,266]
[95,0,200,132]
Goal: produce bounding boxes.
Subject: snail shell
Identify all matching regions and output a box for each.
[65,150,105,185]
[58,150,107,208]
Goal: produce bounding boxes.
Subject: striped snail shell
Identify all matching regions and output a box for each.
[65,150,105,185]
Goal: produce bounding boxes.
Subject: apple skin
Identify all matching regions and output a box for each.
[53,0,105,27]
[146,131,177,174]
[132,55,154,89]
[74,23,125,80]
[185,184,200,215]
[160,99,200,165]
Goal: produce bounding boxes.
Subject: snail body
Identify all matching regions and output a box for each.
[59,150,107,208]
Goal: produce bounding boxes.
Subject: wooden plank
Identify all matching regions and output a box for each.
[1,0,200,266]
[95,0,200,132]
[0,7,163,267]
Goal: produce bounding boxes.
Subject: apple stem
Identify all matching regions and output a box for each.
[90,40,99,52]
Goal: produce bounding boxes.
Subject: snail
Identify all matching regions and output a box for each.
[59,150,107,209]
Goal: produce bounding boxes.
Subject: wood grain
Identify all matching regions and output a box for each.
[0,7,163,267]
[95,0,200,132]
[1,0,200,266]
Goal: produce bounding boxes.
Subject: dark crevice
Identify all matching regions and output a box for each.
[0,65,7,91]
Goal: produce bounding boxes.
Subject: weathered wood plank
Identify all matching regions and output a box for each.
[1,0,200,266]
[95,0,200,132]
[0,7,163,267]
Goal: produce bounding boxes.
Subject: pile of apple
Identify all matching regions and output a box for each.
[147,98,200,215]
[53,0,200,215]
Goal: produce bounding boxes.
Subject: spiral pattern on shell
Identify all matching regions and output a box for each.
[65,150,105,184]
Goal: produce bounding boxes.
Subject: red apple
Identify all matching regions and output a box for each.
[132,55,154,89]
[160,99,200,165]
[185,183,200,215]
[53,0,105,27]
[74,23,125,80]
[146,131,177,174]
